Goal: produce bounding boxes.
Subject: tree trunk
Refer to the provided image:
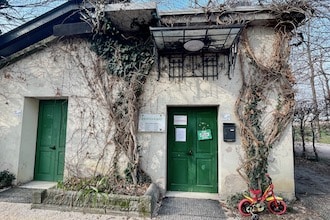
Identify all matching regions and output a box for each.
[300,118,306,157]
[320,55,330,119]
[311,121,319,161]
[292,124,296,157]
[306,21,321,140]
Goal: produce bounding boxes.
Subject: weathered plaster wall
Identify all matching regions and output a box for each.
[0,39,120,183]
[17,98,39,183]
[268,126,295,198]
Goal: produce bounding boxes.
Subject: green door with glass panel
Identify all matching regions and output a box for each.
[167,107,218,193]
[34,100,67,181]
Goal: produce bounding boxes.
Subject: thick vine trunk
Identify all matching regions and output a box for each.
[236,28,295,190]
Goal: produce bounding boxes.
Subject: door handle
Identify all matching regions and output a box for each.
[187,150,193,156]
[49,145,56,150]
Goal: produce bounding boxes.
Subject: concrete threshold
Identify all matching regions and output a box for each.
[165,191,219,200]
[19,181,57,189]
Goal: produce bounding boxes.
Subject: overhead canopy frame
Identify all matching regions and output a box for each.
[150,24,244,54]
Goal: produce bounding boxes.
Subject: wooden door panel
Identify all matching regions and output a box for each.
[170,158,189,185]
[34,100,67,181]
[196,158,212,185]
[195,109,217,192]
[56,151,65,177]
[37,151,53,174]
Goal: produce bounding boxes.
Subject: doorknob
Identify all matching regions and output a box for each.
[187,150,193,156]
[49,145,56,150]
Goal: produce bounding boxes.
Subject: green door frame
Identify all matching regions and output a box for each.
[167,107,218,193]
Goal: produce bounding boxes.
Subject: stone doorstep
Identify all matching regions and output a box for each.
[31,183,160,218]
[32,189,47,204]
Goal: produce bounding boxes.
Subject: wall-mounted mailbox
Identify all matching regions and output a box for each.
[223,123,236,142]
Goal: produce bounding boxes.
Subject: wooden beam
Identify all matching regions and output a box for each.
[53,22,92,36]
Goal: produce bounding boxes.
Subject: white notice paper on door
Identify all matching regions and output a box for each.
[174,115,187,125]
[175,128,186,142]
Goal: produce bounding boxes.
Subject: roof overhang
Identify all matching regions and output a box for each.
[0,2,158,66]
[103,2,157,32]
[0,1,81,63]
[0,2,307,67]
[150,24,243,54]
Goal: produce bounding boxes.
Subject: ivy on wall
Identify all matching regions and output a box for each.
[88,17,154,185]
[90,18,154,80]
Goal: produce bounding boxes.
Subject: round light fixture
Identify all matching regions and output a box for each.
[183,40,204,52]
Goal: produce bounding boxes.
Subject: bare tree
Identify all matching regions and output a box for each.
[319,52,330,119]
[0,0,64,34]
[294,99,323,160]
[305,20,321,139]
[294,101,312,158]
[288,1,330,141]
[310,118,319,161]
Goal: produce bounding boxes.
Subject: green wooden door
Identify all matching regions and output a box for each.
[167,107,218,193]
[34,100,67,181]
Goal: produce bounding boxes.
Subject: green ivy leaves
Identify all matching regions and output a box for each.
[90,17,154,81]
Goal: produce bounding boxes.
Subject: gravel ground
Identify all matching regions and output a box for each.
[294,157,330,220]
[0,202,143,220]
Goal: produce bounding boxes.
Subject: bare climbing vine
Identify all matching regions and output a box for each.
[87,17,154,185]
[235,25,296,190]
[232,1,317,191]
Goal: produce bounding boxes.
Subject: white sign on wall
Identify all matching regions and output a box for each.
[138,114,165,132]
[222,113,231,121]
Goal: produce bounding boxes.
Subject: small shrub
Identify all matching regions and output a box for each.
[57,174,149,196]
[0,170,15,188]
[226,192,245,209]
